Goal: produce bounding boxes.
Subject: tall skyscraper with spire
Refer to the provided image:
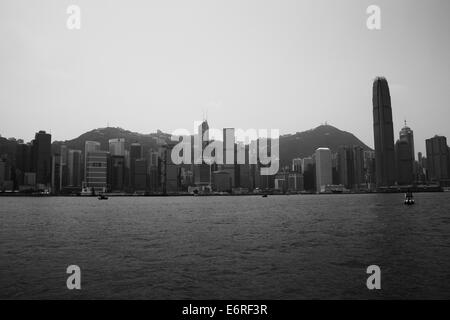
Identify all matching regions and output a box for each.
[398,120,415,183]
[194,119,211,186]
[399,120,415,161]
[372,77,396,187]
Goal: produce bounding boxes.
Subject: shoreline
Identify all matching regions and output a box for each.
[0,190,446,197]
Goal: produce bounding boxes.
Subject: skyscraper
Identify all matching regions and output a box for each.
[109,138,125,156]
[134,158,148,191]
[67,149,82,187]
[352,145,364,189]
[51,154,62,193]
[301,156,315,191]
[108,155,125,191]
[194,120,211,187]
[292,158,302,173]
[399,121,415,161]
[84,141,100,181]
[161,142,180,193]
[315,148,332,193]
[148,149,160,192]
[15,143,32,187]
[288,172,304,192]
[32,130,52,186]
[301,157,314,175]
[338,146,354,189]
[130,143,143,190]
[85,151,109,193]
[426,135,450,185]
[337,146,365,190]
[372,77,396,187]
[83,141,107,193]
[363,151,376,189]
[238,163,250,189]
[0,159,5,189]
[395,140,414,185]
[417,152,426,183]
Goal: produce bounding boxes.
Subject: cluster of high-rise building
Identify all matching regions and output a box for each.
[277,146,375,194]
[286,77,450,193]
[1,77,449,194]
[0,130,159,194]
[371,77,450,189]
[0,122,279,194]
[1,130,53,192]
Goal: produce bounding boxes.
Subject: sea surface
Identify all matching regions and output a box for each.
[1,193,450,299]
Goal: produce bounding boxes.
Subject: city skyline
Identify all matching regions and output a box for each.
[1,114,447,160]
[1,0,450,155]
[2,0,450,303]
[2,110,449,195]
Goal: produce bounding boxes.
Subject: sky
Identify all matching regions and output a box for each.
[1,0,449,154]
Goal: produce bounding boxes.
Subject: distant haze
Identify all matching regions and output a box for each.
[1,0,449,155]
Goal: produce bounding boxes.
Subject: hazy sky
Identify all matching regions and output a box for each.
[1,0,449,154]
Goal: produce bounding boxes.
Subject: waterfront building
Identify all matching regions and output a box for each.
[426,135,450,186]
[338,146,354,189]
[84,141,101,180]
[108,155,125,191]
[134,158,148,191]
[161,142,180,193]
[15,143,32,187]
[32,131,52,186]
[372,77,396,187]
[51,154,62,193]
[353,146,364,190]
[130,143,143,190]
[84,150,109,193]
[67,149,82,187]
[315,148,332,193]
[395,139,414,185]
[302,156,315,191]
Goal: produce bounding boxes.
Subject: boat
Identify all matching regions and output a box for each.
[404,190,415,205]
[262,194,268,198]
[404,193,415,205]
[98,194,109,200]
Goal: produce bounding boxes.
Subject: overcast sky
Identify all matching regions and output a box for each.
[1,0,449,154]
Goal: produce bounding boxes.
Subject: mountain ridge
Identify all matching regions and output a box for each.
[1,125,372,167]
